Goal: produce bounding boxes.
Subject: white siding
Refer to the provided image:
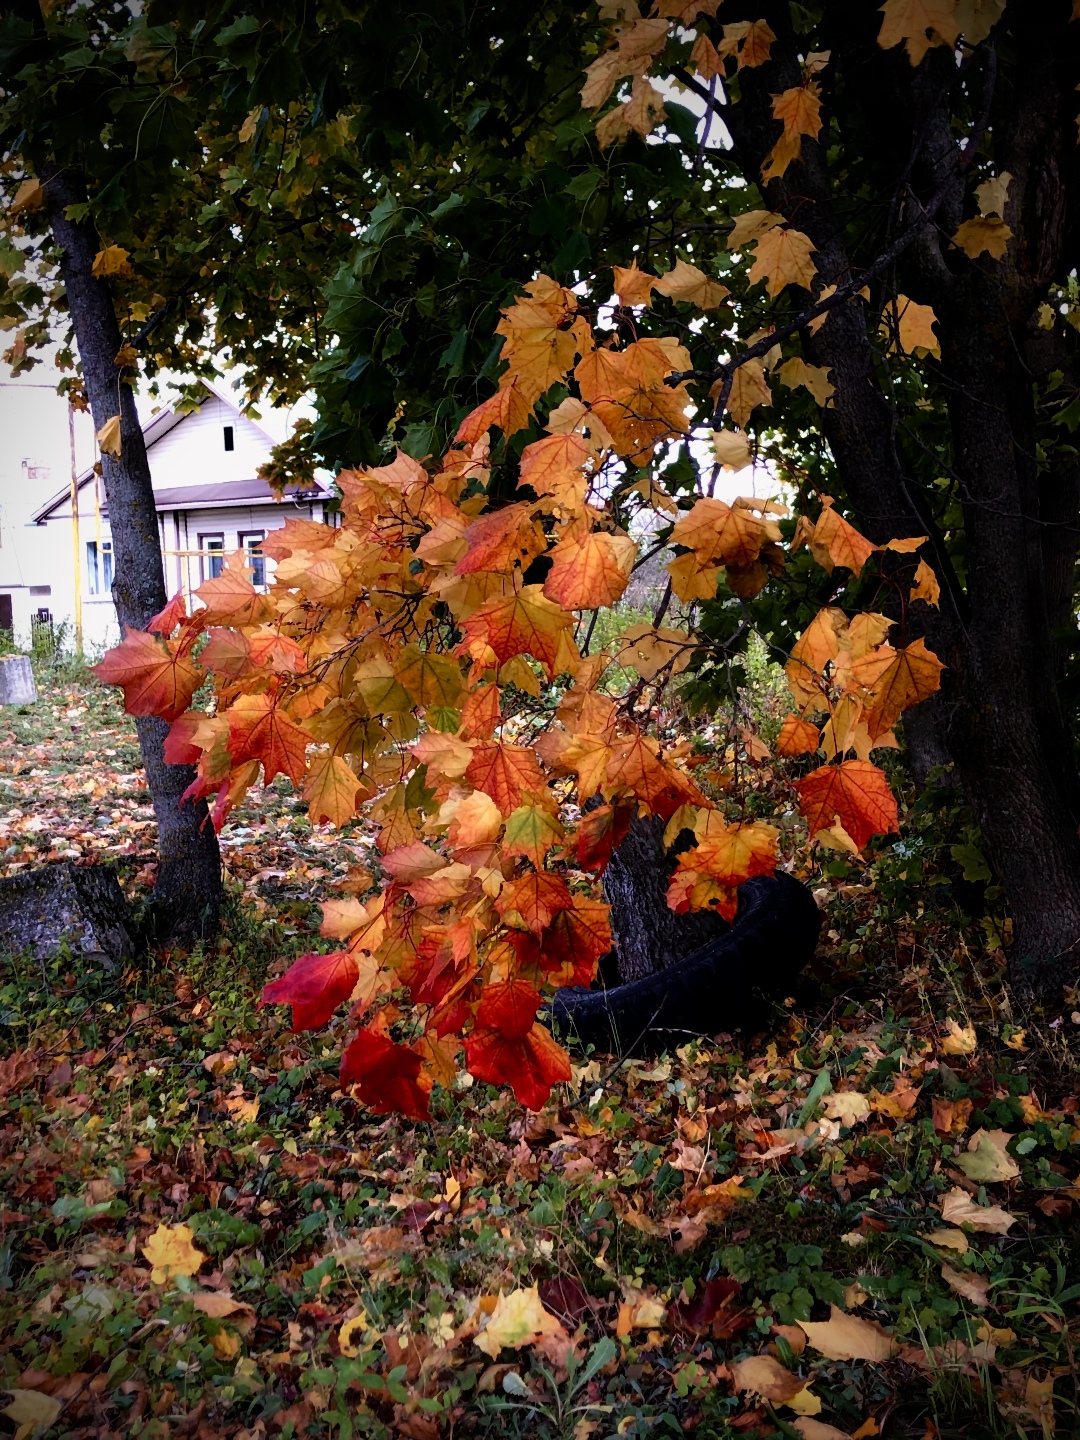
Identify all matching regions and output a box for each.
[146,394,273,490]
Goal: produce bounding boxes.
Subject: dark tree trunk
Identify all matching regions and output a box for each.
[715,0,1080,998]
[41,164,221,949]
[602,813,725,981]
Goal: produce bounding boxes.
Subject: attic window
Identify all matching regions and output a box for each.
[223,425,235,451]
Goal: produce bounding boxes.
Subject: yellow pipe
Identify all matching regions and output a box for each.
[68,400,83,658]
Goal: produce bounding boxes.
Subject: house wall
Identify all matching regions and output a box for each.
[145,395,272,491]
[3,389,333,655]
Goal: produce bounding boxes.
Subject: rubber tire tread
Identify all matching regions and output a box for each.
[548,872,820,1055]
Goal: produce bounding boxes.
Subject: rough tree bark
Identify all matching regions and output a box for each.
[602,813,726,982]
[712,0,1080,997]
[41,164,221,948]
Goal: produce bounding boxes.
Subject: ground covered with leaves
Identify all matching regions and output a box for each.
[1,669,1078,1440]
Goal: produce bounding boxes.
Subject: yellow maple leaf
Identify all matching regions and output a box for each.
[666,551,721,602]
[952,215,1012,260]
[727,358,773,427]
[613,260,658,307]
[892,295,940,356]
[92,244,133,278]
[8,176,44,215]
[141,1223,206,1284]
[95,415,122,459]
[691,30,723,80]
[877,0,961,66]
[975,169,1012,217]
[474,1286,565,1358]
[728,209,785,251]
[798,1305,898,1362]
[596,75,667,148]
[303,750,362,828]
[712,429,753,468]
[748,226,818,296]
[810,499,877,576]
[776,356,834,406]
[910,557,940,605]
[653,257,729,308]
[762,83,823,182]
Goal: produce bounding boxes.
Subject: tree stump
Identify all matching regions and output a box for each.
[0,863,137,968]
[0,656,36,706]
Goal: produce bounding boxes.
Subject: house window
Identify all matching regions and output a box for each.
[199,533,225,582]
[239,531,266,589]
[223,425,235,452]
[87,539,114,595]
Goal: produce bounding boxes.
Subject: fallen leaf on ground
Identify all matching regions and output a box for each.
[798,1306,897,1362]
[941,1264,991,1305]
[730,1353,804,1403]
[141,1223,206,1284]
[474,1286,565,1358]
[956,1129,1019,1183]
[940,1186,1017,1234]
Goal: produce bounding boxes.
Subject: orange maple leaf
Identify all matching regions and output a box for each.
[671,497,769,567]
[775,715,821,757]
[91,628,205,723]
[459,585,573,674]
[856,638,944,740]
[456,502,545,576]
[465,740,549,816]
[686,818,779,886]
[495,870,575,933]
[227,694,309,785]
[455,378,534,445]
[811,499,877,576]
[195,554,277,626]
[795,760,899,849]
[543,530,636,610]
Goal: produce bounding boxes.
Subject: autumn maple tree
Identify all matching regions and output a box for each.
[92,246,944,1114]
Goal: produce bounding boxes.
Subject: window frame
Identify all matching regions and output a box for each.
[86,538,114,596]
[198,532,226,583]
[238,529,267,590]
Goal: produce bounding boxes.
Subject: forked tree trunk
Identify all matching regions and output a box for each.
[41,164,221,949]
[716,0,1080,1001]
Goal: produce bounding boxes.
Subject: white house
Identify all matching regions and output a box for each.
[1,380,332,651]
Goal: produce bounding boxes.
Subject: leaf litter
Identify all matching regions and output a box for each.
[1,670,1079,1438]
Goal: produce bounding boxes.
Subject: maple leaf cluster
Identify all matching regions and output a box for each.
[93,242,943,1123]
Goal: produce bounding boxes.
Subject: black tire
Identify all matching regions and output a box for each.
[547,872,821,1055]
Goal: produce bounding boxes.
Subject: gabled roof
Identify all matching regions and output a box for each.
[30,379,311,524]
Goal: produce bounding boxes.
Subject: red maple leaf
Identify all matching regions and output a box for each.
[339,1028,432,1121]
[574,800,634,871]
[476,979,542,1039]
[163,711,202,766]
[146,590,188,637]
[465,1022,571,1110]
[92,628,205,723]
[260,950,360,1031]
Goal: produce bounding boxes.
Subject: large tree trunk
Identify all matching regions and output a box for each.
[41,164,221,949]
[602,813,726,981]
[717,0,1080,999]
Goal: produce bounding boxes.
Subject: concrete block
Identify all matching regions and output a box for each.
[0,655,36,705]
